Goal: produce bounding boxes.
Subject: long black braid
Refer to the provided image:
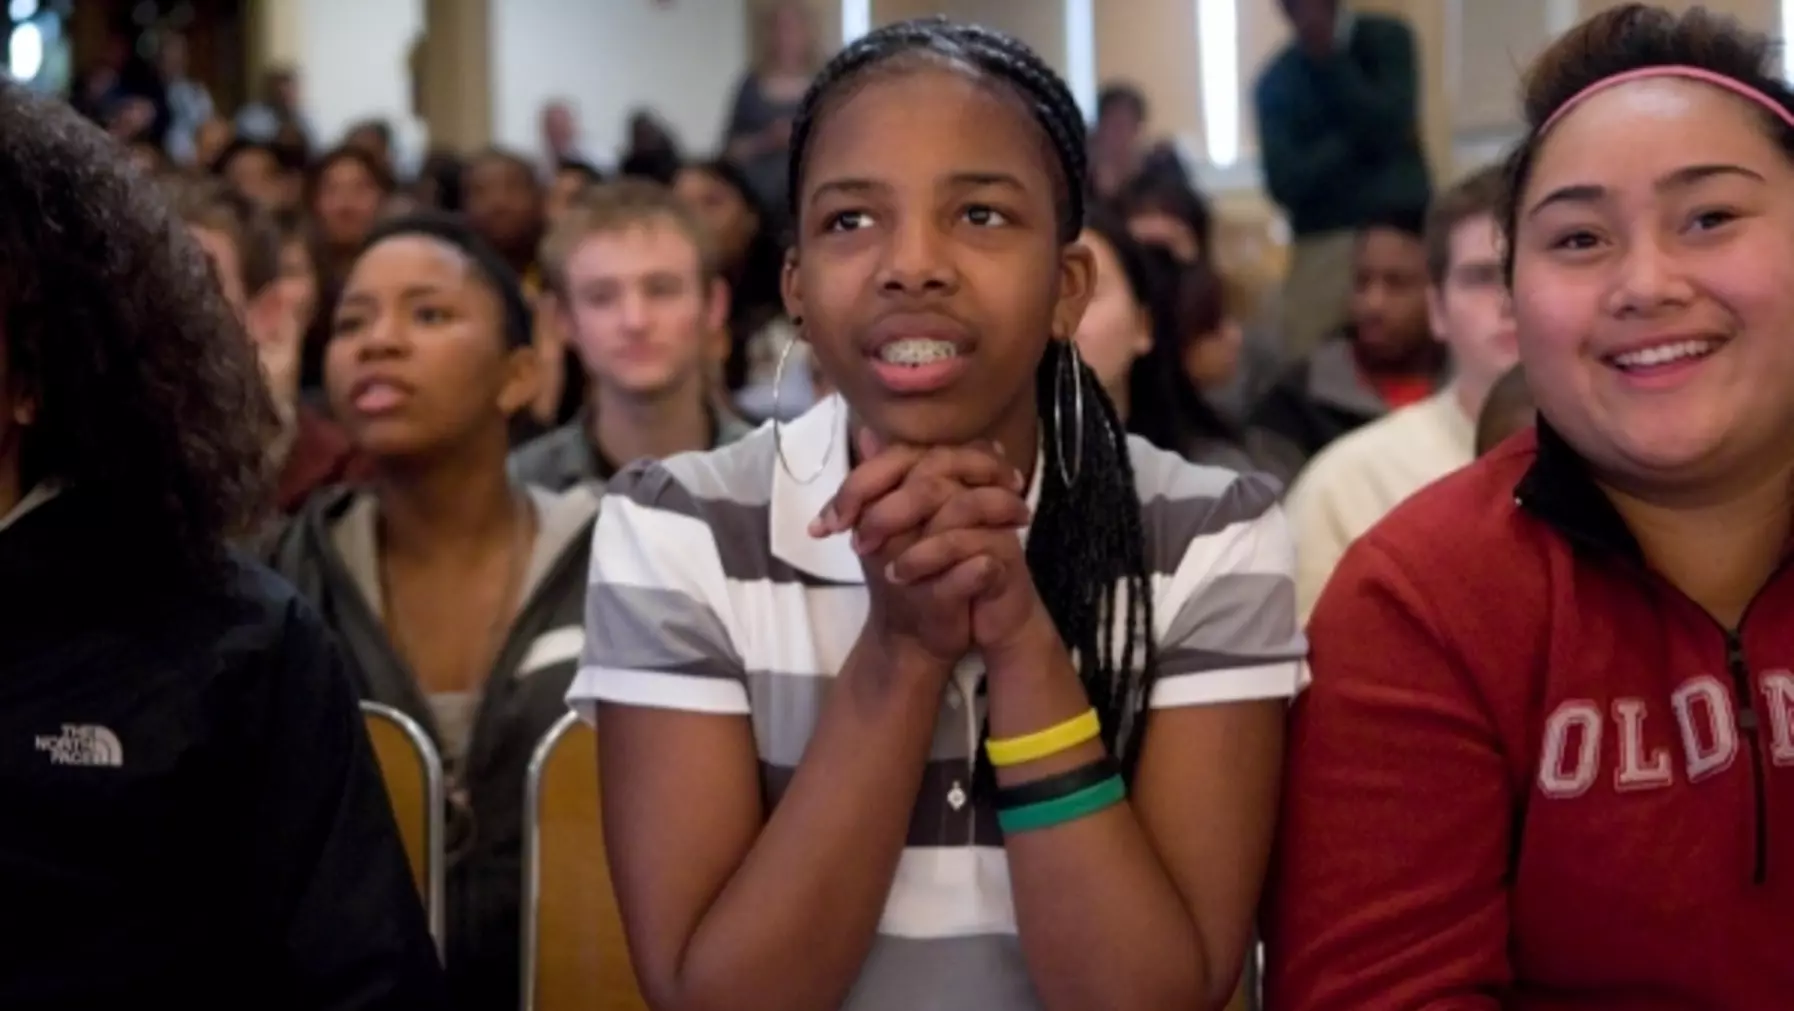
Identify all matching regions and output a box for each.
[787,18,1159,779]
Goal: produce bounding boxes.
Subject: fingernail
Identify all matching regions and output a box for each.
[814,505,837,532]
[992,441,1006,458]
[807,517,825,537]
[884,562,907,584]
[850,530,865,554]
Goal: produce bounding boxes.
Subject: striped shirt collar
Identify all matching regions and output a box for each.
[769,394,1045,584]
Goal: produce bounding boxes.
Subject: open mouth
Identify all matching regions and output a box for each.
[867,337,967,395]
[874,338,961,367]
[349,378,413,414]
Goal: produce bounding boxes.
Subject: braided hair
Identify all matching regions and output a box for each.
[787,18,1159,777]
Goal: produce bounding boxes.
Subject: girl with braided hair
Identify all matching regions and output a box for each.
[571,18,1302,1011]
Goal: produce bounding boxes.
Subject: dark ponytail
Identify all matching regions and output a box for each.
[788,18,1158,777]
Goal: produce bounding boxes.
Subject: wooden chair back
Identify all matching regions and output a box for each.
[522,711,647,1011]
[360,700,445,948]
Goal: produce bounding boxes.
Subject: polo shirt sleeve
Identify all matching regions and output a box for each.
[567,460,750,721]
[1147,468,1308,708]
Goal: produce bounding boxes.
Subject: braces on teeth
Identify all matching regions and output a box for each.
[878,339,960,365]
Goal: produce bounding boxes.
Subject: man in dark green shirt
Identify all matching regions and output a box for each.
[1254,0,1430,359]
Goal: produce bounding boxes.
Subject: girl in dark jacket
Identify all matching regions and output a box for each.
[0,80,445,1009]
[272,213,596,1011]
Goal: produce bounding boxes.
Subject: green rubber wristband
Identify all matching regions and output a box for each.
[996,774,1125,835]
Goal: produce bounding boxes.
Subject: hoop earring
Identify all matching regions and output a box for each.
[1052,337,1084,489]
[772,333,839,485]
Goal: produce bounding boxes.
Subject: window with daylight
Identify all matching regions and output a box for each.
[840,0,869,46]
[1197,0,1241,166]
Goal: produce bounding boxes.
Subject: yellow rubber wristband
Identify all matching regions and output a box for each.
[985,708,1100,767]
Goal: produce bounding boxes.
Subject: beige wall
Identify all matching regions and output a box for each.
[1447,0,1781,159]
[248,0,304,72]
[1094,0,1203,150]
[1580,0,1775,24]
[749,0,844,66]
[868,0,1071,75]
[418,0,491,152]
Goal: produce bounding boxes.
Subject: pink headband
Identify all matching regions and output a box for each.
[1539,65,1794,134]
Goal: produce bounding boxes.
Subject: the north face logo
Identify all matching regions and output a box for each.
[35,724,123,767]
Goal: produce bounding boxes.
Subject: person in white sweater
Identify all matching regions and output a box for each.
[1285,165,1517,620]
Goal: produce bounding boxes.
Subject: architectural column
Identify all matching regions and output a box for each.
[418,0,492,152]
[245,0,303,79]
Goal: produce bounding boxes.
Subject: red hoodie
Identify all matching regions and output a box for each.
[1263,424,1794,1010]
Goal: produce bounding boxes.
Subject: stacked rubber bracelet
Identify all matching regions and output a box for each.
[994,756,1126,835]
[984,707,1100,767]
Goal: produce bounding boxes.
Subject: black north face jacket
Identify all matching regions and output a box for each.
[0,486,447,1008]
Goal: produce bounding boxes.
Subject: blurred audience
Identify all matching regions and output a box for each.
[1077,209,1251,469]
[1255,0,1430,359]
[1247,206,1443,482]
[513,179,753,492]
[670,157,800,419]
[157,34,214,166]
[1089,84,1191,201]
[236,65,312,148]
[1282,167,1515,619]
[170,179,367,519]
[723,0,818,214]
[272,212,594,1011]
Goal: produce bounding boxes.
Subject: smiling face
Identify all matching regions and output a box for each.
[325,235,535,461]
[782,62,1093,449]
[1510,76,1794,491]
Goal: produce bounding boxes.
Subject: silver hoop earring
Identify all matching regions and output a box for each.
[1052,338,1084,489]
[771,332,840,484]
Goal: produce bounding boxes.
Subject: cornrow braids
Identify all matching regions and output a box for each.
[787,17,1087,242]
[787,18,1158,777]
[1027,339,1157,780]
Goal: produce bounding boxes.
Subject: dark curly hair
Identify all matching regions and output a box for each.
[1499,4,1793,281]
[786,18,1159,777]
[1113,174,1215,264]
[0,81,276,579]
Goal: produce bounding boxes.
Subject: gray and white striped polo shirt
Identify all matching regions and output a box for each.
[569,393,1306,1011]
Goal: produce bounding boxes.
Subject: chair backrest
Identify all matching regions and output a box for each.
[522,711,647,1011]
[360,700,446,949]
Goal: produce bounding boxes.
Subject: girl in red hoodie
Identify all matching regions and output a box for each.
[1265,5,1794,1009]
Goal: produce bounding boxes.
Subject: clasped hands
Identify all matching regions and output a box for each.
[809,429,1049,667]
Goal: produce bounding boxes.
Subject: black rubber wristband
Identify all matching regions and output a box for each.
[994,756,1119,810]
